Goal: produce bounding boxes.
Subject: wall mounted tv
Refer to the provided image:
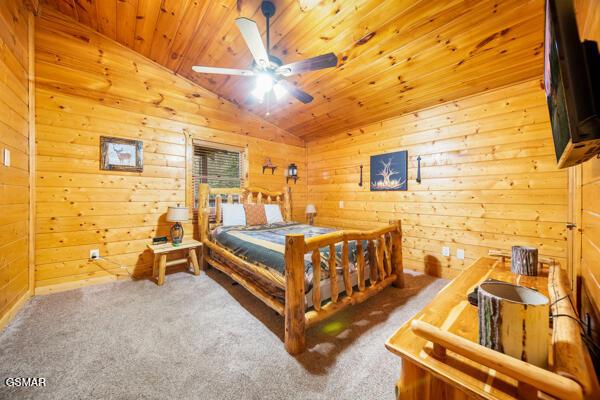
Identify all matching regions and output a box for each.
[544,0,600,168]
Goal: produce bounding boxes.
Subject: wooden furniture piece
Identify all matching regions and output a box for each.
[385,256,600,400]
[198,184,404,354]
[147,239,202,286]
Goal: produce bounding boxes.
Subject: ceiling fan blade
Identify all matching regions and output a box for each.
[277,53,338,76]
[235,17,270,68]
[192,66,255,76]
[279,80,313,104]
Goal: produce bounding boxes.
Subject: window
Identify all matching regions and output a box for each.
[192,143,246,216]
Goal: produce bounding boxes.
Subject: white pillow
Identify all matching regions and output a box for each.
[222,204,246,226]
[264,204,284,224]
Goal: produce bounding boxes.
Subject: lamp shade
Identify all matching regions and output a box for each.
[166,206,189,222]
[305,204,316,214]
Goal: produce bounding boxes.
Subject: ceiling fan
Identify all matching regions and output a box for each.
[192,1,338,106]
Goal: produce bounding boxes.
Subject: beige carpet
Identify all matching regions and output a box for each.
[0,268,446,399]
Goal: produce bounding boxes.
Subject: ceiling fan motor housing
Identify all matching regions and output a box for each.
[252,55,283,72]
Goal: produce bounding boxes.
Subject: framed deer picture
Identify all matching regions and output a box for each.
[100,136,143,172]
[370,150,408,191]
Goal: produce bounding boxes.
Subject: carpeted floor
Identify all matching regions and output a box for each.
[0,268,446,400]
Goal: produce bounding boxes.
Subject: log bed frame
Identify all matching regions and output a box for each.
[198,184,404,354]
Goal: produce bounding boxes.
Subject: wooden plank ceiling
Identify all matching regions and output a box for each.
[42,0,545,138]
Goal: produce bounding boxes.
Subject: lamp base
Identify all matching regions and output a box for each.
[170,222,184,245]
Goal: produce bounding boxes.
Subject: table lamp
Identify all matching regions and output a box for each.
[166,205,188,245]
[305,204,316,225]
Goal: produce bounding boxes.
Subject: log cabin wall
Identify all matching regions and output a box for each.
[34,9,306,293]
[0,0,33,326]
[306,79,567,278]
[580,156,600,315]
[574,0,600,316]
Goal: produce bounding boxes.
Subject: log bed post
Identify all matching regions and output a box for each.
[284,233,306,354]
[391,220,404,288]
[199,184,210,270]
[283,186,292,222]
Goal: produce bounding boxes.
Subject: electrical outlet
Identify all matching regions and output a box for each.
[456,248,465,260]
[339,200,344,209]
[442,246,450,257]
[3,148,10,167]
[90,249,100,259]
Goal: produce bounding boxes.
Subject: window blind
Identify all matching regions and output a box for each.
[192,145,245,214]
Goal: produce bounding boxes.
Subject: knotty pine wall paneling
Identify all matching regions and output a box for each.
[306,80,567,278]
[0,0,33,327]
[34,9,306,293]
[574,0,600,314]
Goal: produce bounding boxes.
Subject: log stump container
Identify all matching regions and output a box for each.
[477,281,549,368]
[511,246,538,276]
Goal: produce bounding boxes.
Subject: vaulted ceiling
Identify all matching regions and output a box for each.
[42,0,545,138]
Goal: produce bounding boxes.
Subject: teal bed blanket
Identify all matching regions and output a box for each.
[211,222,365,290]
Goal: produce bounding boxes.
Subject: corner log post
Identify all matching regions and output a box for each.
[284,233,306,354]
[390,220,404,288]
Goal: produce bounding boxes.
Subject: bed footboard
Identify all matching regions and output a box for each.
[284,220,404,354]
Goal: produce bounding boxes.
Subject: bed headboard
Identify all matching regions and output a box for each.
[197,184,291,240]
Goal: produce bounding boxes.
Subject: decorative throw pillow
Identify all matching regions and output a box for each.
[222,204,246,226]
[264,204,284,224]
[244,204,268,226]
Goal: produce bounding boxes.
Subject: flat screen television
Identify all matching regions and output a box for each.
[544,0,600,168]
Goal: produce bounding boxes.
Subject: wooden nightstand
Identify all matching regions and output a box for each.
[147,239,202,286]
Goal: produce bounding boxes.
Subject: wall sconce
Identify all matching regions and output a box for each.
[305,204,316,225]
[286,163,299,184]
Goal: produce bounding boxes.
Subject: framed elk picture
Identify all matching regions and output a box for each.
[370,150,408,191]
[100,136,143,172]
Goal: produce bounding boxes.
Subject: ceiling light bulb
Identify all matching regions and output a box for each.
[255,74,274,92]
[273,82,287,100]
[251,86,265,102]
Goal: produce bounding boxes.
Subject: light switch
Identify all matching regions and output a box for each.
[3,148,10,167]
[442,246,450,257]
[457,249,465,260]
[339,200,344,209]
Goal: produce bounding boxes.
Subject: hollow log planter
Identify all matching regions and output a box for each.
[198,184,404,354]
[511,245,539,276]
[477,281,549,368]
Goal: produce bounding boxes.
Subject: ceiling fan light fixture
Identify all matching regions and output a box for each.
[256,73,274,90]
[252,73,274,101]
[251,87,266,102]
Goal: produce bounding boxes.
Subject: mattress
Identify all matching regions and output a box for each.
[211,222,370,304]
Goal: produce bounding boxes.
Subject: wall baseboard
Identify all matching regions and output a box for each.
[0,291,32,332]
[34,274,132,296]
